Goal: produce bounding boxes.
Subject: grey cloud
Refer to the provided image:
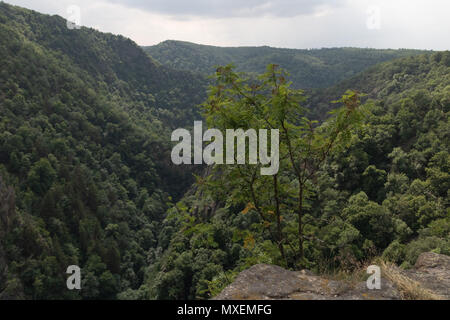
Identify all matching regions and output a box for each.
[105,0,343,18]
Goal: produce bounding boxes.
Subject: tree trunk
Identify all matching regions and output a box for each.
[273,174,287,266]
[298,184,304,261]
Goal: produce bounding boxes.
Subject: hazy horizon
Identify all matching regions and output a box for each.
[3,0,450,51]
[146,39,434,52]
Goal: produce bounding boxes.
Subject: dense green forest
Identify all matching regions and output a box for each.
[143,40,425,88]
[0,2,205,299]
[308,51,450,118]
[143,53,449,299]
[0,3,448,300]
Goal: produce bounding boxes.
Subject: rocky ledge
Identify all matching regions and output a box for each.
[214,252,449,300]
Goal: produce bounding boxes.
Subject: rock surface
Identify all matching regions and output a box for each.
[215,252,450,300]
[402,252,450,299]
[214,264,400,300]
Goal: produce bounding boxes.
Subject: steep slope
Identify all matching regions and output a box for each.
[0,2,448,301]
[0,3,205,299]
[0,4,206,127]
[308,52,450,118]
[143,40,425,88]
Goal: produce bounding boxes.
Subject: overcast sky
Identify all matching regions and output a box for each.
[4,0,450,50]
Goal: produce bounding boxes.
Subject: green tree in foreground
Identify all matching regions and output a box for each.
[200,64,364,267]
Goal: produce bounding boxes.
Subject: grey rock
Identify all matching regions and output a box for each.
[215,252,450,300]
[402,252,450,299]
[214,264,400,300]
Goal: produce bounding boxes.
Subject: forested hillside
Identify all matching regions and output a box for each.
[143,40,425,88]
[308,52,450,118]
[143,53,449,300]
[0,2,448,301]
[0,2,205,299]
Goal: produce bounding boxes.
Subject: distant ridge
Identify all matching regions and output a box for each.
[143,40,426,88]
